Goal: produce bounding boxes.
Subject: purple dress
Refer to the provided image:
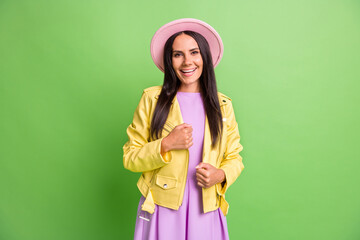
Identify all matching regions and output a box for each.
[134,92,229,240]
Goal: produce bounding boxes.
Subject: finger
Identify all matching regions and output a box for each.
[196,175,207,184]
[196,172,208,183]
[196,162,210,170]
[196,168,209,178]
[177,123,190,129]
[186,126,193,132]
[183,128,192,135]
[197,178,209,188]
[196,162,205,169]
[182,123,192,128]
[197,181,205,188]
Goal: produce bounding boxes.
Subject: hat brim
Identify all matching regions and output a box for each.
[150,18,224,72]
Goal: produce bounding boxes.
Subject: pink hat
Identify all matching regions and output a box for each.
[150,18,224,72]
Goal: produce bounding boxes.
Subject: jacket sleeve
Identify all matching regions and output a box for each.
[123,91,172,172]
[216,100,244,196]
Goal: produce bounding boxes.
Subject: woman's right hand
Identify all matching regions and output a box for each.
[161,123,193,154]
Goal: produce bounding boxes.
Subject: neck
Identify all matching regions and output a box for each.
[178,83,200,92]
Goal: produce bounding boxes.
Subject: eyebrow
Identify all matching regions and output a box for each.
[172,48,199,53]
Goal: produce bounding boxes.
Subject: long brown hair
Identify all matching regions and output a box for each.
[150,31,223,147]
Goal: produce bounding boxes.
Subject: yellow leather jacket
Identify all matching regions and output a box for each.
[123,86,244,216]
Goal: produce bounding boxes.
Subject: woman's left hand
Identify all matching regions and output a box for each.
[195,163,225,188]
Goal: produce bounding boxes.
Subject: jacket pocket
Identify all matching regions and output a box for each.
[155,175,177,190]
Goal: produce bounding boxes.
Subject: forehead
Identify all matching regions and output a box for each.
[172,34,199,50]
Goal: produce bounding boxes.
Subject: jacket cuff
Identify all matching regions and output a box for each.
[216,174,228,196]
[161,152,171,162]
[159,137,172,163]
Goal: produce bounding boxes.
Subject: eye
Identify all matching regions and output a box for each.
[191,50,199,55]
[173,52,182,58]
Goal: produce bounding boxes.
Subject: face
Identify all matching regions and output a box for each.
[172,33,203,92]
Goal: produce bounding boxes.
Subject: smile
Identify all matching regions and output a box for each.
[180,68,196,73]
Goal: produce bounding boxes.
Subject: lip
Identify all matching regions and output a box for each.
[180,68,197,77]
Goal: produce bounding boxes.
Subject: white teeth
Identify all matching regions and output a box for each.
[181,68,196,73]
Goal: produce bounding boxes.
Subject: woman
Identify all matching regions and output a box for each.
[123,18,244,240]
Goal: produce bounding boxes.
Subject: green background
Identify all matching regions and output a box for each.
[1,0,359,239]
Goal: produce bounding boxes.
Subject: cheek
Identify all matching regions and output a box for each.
[172,59,180,70]
[197,59,204,74]
[195,57,203,66]
[196,63,203,73]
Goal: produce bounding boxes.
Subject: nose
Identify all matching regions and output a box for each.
[183,53,192,65]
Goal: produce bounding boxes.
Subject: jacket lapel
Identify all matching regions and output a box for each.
[167,95,184,126]
[202,116,211,163]
[203,93,228,164]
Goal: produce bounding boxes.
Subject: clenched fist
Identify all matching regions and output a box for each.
[195,162,226,188]
[161,123,193,154]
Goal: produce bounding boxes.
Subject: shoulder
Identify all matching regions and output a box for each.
[217,91,236,120]
[217,91,232,106]
[217,92,238,122]
[143,85,162,93]
[142,86,162,99]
